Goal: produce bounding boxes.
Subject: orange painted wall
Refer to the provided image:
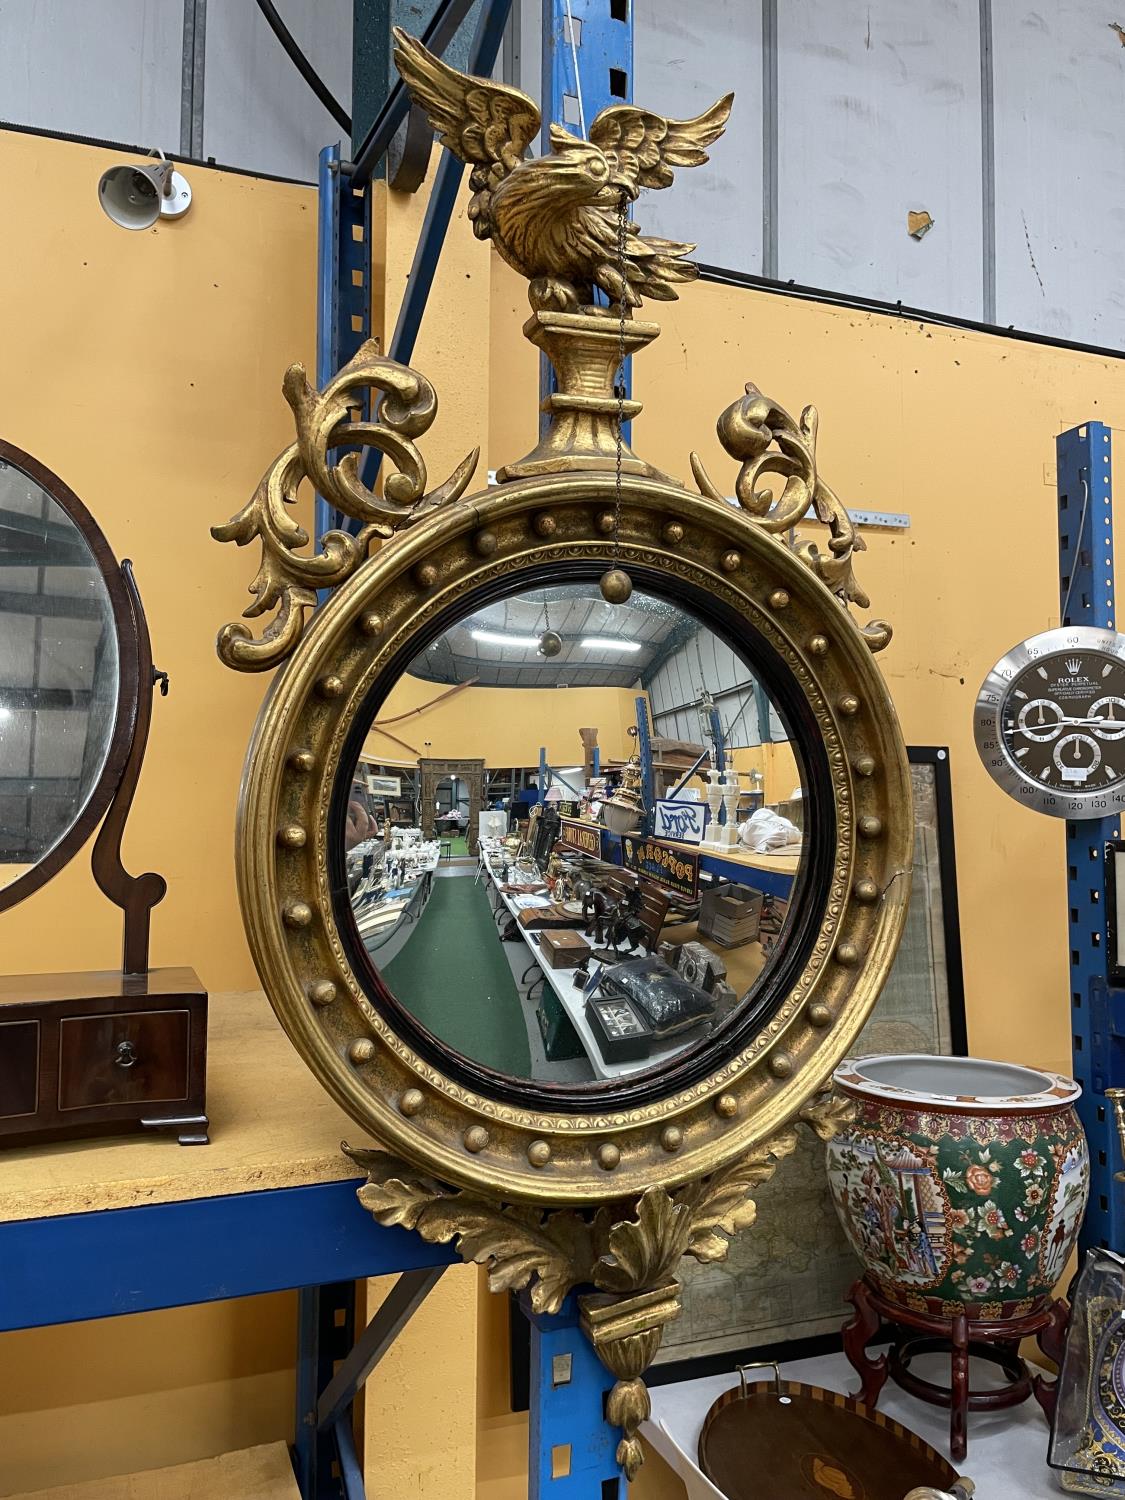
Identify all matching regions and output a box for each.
[4,125,1125,1499]
[0,128,319,1495]
[362,673,640,767]
[492,254,1125,1088]
[485,256,1125,1498]
[0,130,317,993]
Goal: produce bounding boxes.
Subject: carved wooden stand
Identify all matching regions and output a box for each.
[842,1276,1069,1462]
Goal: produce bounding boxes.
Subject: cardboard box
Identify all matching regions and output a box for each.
[697,885,763,947]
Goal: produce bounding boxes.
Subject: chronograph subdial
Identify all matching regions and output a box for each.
[1052,733,1102,783]
[1090,696,1125,739]
[1017,698,1065,741]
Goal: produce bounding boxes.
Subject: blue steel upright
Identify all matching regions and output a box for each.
[1058,422,1124,1254]
[526,1294,623,1500]
[316,142,370,542]
[539,0,633,433]
[634,694,655,829]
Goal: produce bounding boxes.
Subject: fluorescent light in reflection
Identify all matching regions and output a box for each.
[471,629,542,649]
[580,638,642,652]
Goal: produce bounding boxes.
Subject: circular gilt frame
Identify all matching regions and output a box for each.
[236,471,912,1206]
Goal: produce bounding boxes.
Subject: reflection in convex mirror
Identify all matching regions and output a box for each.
[334,580,810,1086]
[0,458,118,894]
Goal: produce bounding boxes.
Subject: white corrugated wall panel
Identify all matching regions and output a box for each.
[204,0,353,181]
[777,0,984,317]
[633,0,763,273]
[0,0,182,151]
[992,1,1125,344]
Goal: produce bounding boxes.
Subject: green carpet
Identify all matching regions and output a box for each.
[384,876,531,1076]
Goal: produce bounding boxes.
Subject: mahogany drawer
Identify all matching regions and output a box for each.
[0,1020,40,1118]
[0,968,207,1147]
[58,1008,191,1110]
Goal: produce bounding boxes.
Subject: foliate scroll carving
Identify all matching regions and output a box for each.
[347,1125,798,1313]
[346,1121,804,1480]
[348,1148,597,1312]
[690,382,892,652]
[798,1087,857,1142]
[212,339,478,672]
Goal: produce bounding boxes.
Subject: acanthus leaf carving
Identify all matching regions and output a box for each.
[593,1186,695,1292]
[798,1086,857,1142]
[682,1126,798,1261]
[691,381,892,651]
[212,339,478,672]
[346,1145,596,1315]
[346,1089,864,1479]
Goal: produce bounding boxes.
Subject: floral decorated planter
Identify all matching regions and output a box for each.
[827,1054,1090,1319]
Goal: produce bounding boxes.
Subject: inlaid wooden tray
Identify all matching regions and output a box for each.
[698,1368,969,1499]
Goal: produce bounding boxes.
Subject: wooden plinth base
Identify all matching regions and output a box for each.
[842,1276,1069,1461]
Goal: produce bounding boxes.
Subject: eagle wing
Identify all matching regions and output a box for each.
[392,28,541,238]
[588,94,733,194]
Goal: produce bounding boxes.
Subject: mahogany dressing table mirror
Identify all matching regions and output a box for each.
[0,439,207,1147]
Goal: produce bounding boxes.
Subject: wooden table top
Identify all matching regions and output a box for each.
[662,839,802,876]
[0,989,371,1226]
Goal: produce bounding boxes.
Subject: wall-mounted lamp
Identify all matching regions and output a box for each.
[98,154,192,230]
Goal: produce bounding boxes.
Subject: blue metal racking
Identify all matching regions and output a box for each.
[538,0,633,430]
[1058,421,1125,1256]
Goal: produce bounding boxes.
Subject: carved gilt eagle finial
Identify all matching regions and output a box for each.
[392,27,733,312]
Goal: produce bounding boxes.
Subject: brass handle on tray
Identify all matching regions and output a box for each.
[736,1361,784,1400]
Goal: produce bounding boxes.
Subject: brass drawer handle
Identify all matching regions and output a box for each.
[115,1040,139,1069]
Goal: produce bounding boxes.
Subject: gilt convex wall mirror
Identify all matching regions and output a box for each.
[214,29,912,1477]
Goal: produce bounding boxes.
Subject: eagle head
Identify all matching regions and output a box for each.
[545,124,636,201]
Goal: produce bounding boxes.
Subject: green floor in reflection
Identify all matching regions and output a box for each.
[383,875,531,1076]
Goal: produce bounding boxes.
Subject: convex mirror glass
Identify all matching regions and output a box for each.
[333,580,814,1087]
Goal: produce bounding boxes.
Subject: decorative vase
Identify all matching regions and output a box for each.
[720,770,740,848]
[827,1054,1089,1319]
[704,770,724,847]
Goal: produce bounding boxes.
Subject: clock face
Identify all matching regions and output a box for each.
[975,627,1125,818]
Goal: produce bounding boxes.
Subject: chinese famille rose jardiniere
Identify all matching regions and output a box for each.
[827,1055,1089,1318]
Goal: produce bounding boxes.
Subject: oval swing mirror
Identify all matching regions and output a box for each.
[0,440,127,912]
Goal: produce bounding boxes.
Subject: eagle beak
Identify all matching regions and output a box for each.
[610,175,638,203]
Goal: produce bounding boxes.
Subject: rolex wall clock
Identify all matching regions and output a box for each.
[975,626,1125,818]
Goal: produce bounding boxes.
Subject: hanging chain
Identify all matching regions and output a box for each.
[599,196,633,606]
[612,193,628,562]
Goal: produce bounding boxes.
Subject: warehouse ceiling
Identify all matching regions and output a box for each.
[408,584,698,689]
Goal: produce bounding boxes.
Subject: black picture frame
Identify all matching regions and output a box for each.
[1103,837,1125,985]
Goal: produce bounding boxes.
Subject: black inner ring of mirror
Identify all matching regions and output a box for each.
[328,560,835,1111]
